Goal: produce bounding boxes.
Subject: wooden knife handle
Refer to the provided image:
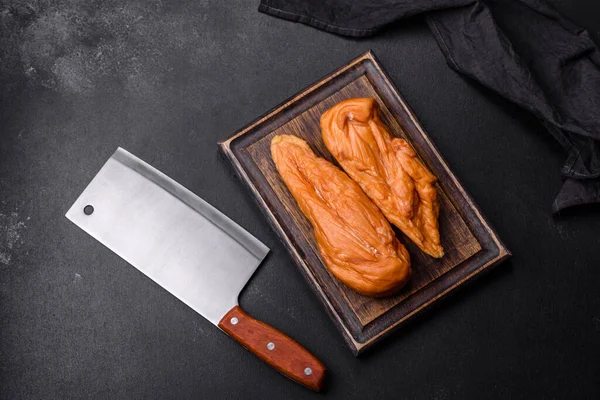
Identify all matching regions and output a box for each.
[218,305,326,391]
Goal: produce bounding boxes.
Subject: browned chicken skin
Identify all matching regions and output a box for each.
[271,135,411,297]
[321,98,444,258]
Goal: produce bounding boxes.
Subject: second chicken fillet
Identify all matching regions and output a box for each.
[321,98,444,258]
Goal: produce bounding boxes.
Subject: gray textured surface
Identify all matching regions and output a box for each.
[1,1,599,399]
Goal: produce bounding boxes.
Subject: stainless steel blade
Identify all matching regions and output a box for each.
[66,148,269,326]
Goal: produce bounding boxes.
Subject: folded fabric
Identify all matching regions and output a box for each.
[259,0,600,212]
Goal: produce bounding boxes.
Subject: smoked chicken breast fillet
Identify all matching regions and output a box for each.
[271,135,411,297]
[321,98,444,258]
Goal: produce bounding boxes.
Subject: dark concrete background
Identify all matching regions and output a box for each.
[1,1,599,399]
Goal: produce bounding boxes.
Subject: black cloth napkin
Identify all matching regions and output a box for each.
[259,0,600,212]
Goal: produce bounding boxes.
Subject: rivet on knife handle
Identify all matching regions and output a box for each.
[219,305,326,391]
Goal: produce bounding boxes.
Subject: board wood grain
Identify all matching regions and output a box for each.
[219,51,510,355]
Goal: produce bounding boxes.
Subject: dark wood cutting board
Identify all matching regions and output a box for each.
[219,51,510,355]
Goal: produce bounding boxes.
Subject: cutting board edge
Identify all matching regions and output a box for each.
[218,50,375,149]
[354,246,511,355]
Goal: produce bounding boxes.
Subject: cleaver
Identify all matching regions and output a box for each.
[66,148,326,391]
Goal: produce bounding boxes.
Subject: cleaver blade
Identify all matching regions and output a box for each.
[66,148,325,391]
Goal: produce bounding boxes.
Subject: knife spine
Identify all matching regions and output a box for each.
[111,148,269,259]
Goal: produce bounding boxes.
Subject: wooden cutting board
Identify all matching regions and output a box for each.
[219,51,510,355]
